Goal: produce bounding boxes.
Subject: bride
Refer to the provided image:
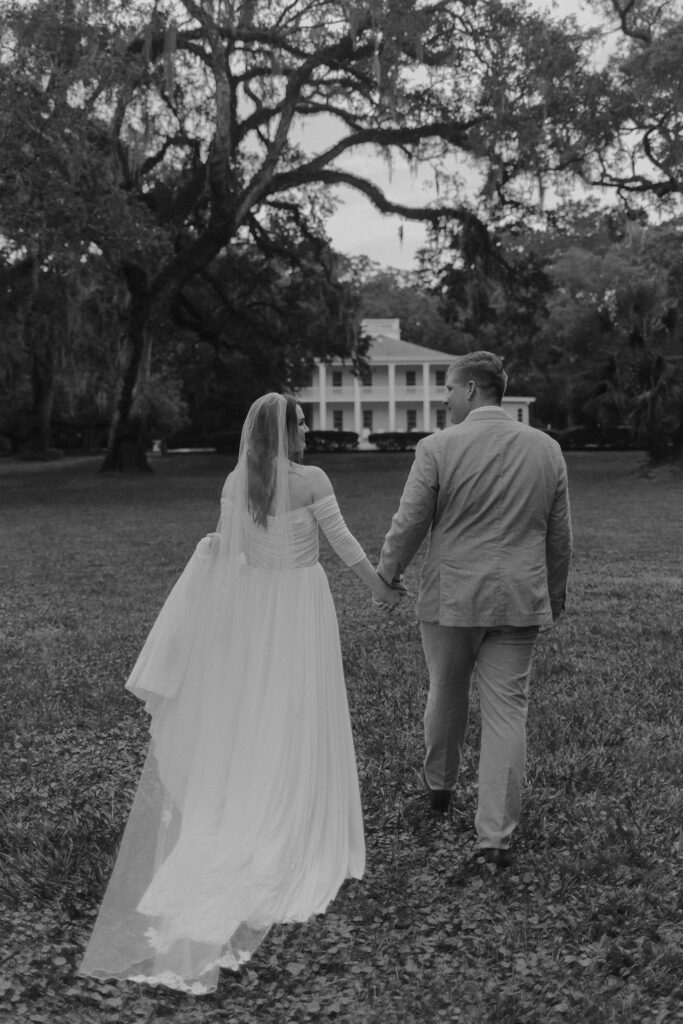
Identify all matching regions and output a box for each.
[79,392,402,994]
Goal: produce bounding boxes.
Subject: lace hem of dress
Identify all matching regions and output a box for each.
[128,947,251,995]
[128,971,213,995]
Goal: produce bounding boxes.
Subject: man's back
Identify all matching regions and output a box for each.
[377,352,573,858]
[380,407,572,627]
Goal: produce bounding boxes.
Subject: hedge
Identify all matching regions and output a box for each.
[368,431,431,451]
[305,430,359,452]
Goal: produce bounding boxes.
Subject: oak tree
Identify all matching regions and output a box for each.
[0,0,606,468]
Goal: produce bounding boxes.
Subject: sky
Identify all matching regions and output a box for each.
[319,0,609,271]
[324,153,437,271]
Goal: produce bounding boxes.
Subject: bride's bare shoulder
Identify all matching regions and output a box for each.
[307,465,334,501]
[221,469,237,497]
[289,464,334,506]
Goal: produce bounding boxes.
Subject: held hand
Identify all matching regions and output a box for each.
[372,575,407,613]
[376,568,408,593]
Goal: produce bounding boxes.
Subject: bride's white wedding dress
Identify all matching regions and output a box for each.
[79,432,367,993]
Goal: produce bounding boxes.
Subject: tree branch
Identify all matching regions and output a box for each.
[138,133,196,177]
[585,168,681,197]
[268,166,475,227]
[286,120,475,177]
[610,0,652,44]
[232,34,368,224]
[642,124,676,177]
[183,1,235,220]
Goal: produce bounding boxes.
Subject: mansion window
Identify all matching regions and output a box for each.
[405,370,416,387]
[360,368,372,386]
[435,370,446,386]
[332,370,343,387]
[436,409,446,429]
[362,409,373,431]
[406,409,417,431]
[333,410,344,431]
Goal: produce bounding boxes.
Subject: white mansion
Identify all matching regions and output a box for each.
[295,319,535,437]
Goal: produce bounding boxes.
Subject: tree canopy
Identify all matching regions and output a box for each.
[1,0,683,465]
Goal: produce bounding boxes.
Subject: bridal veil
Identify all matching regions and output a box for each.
[79,394,362,993]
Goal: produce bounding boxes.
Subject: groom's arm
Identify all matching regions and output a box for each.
[546,456,573,619]
[377,439,439,583]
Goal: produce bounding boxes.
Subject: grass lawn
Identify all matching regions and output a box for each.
[1,450,682,1024]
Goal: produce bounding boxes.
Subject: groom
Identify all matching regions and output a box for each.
[377,351,572,869]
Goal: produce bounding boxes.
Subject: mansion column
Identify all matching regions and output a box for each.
[422,362,431,432]
[388,363,396,431]
[318,362,327,431]
[353,376,362,435]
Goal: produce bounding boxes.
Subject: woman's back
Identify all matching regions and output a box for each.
[79,394,366,995]
[223,462,329,511]
[241,500,320,568]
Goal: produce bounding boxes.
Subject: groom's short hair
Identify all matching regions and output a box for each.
[448,351,508,403]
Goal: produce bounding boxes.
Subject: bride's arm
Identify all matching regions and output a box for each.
[349,554,402,604]
[308,469,402,605]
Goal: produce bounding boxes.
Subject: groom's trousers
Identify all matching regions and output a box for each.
[420,622,539,850]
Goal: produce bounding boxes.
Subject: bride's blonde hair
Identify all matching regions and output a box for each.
[285,396,304,464]
[247,394,301,527]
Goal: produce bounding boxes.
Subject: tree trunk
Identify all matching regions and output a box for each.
[19,265,56,458]
[100,268,153,474]
[666,407,683,463]
[22,301,56,456]
[30,347,55,455]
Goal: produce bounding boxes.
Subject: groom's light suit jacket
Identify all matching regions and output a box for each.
[378,407,572,627]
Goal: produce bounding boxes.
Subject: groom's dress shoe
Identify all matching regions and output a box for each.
[404,785,452,833]
[420,769,451,812]
[469,847,512,870]
[428,788,451,812]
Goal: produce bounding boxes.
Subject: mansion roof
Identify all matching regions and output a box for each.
[358,318,458,364]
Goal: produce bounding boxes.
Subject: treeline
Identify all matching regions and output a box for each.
[414,206,683,461]
[5,206,683,461]
[3,208,683,463]
[1,0,683,469]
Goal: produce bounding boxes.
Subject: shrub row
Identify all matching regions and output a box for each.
[368,431,431,451]
[166,430,363,454]
[164,431,242,453]
[1,423,639,459]
[0,422,108,455]
[545,425,639,451]
[305,430,359,452]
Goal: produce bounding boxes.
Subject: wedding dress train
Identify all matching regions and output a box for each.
[79,399,366,994]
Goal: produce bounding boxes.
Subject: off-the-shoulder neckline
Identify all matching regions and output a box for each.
[290,494,335,513]
[221,494,336,514]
